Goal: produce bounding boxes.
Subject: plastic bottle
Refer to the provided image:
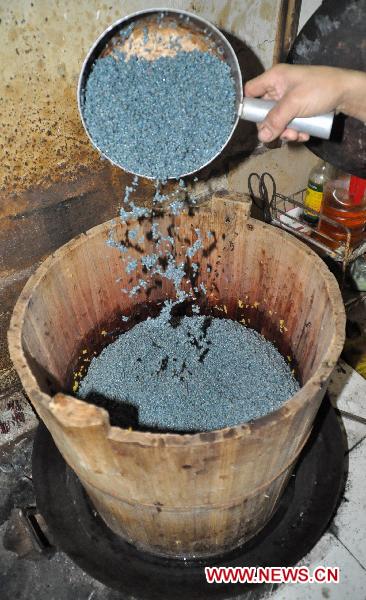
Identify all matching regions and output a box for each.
[303,161,331,224]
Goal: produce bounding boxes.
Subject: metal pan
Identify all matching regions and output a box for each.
[78,8,334,180]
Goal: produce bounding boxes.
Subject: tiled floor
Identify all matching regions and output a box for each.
[272,359,366,599]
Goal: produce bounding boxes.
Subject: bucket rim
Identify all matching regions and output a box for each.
[8,209,346,447]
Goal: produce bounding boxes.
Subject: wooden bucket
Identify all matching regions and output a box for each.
[8,192,345,558]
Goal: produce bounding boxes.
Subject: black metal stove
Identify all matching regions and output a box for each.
[31,398,346,600]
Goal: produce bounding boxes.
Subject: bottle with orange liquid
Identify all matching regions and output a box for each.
[317,171,366,250]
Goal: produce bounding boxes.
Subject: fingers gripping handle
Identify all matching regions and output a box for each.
[241,98,334,140]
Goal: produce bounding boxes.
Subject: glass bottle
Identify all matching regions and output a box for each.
[303,161,331,224]
[318,172,366,250]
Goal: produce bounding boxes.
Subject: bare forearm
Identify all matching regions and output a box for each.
[338,69,366,122]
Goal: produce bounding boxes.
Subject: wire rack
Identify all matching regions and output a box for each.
[271,189,366,272]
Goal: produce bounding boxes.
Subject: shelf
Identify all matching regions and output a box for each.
[271,189,366,269]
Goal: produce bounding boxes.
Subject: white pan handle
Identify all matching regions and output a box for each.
[241,98,334,140]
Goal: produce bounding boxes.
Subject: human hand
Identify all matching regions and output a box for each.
[244,64,362,143]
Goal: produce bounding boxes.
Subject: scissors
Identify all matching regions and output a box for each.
[248,172,276,224]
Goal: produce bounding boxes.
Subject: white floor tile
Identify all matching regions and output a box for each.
[338,415,366,451]
[271,533,366,599]
[328,360,366,419]
[328,360,366,448]
[333,437,366,569]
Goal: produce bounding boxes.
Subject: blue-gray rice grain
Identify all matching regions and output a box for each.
[78,316,299,432]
